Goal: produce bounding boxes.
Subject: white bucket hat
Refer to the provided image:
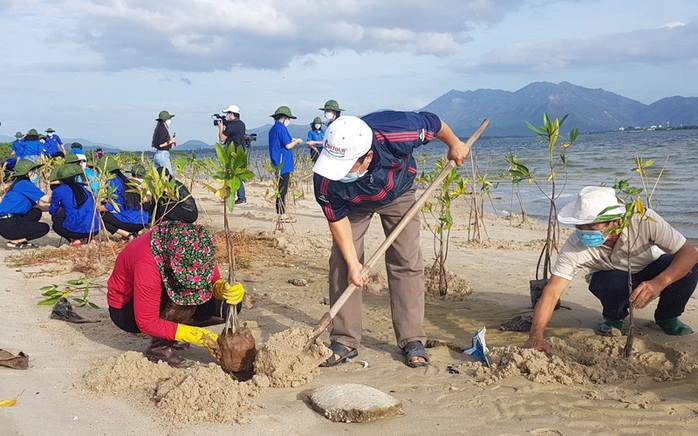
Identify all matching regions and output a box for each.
[222,104,240,114]
[313,116,373,181]
[558,186,626,225]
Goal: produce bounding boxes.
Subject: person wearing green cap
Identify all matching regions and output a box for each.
[96,157,151,240]
[11,131,24,160]
[268,106,303,223]
[18,129,43,163]
[49,164,101,247]
[319,99,345,124]
[306,116,325,162]
[0,160,51,248]
[151,110,177,177]
[107,221,246,367]
[43,128,65,158]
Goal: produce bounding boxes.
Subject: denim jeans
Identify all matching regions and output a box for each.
[153,150,174,177]
[237,180,246,202]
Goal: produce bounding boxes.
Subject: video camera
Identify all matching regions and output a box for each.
[211,113,227,126]
[244,133,257,148]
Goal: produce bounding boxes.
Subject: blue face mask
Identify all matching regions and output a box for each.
[576,229,607,248]
[339,169,367,183]
[30,173,39,185]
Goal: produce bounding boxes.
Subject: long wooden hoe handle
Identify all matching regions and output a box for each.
[305,119,491,348]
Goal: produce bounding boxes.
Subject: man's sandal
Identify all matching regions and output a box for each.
[319,342,358,367]
[402,341,429,368]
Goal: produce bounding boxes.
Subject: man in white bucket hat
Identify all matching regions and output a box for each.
[525,186,698,354]
[312,111,472,368]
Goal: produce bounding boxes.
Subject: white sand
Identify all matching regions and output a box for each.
[2,180,698,434]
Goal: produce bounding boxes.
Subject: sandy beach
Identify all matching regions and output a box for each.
[2,180,698,436]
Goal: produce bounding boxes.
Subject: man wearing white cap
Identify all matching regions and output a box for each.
[218,104,248,204]
[312,111,472,368]
[525,186,698,354]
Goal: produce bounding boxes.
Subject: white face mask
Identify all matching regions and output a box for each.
[324,111,336,121]
[48,132,54,137]
[283,119,290,127]
[313,123,322,130]
[165,119,172,127]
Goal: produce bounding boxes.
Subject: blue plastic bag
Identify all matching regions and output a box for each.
[463,327,490,367]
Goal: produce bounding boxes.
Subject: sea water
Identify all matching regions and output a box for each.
[240,128,698,242]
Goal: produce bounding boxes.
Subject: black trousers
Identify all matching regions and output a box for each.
[0,208,50,241]
[276,172,291,215]
[51,209,98,241]
[589,254,698,321]
[101,211,148,235]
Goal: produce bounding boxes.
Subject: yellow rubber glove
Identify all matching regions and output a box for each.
[175,324,220,360]
[212,279,245,305]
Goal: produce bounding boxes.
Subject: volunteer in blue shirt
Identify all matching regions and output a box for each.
[306,117,325,162]
[312,112,472,368]
[65,152,100,194]
[0,160,51,248]
[43,128,65,158]
[96,157,150,240]
[70,142,84,155]
[19,129,43,162]
[12,132,24,159]
[268,106,303,223]
[49,164,101,247]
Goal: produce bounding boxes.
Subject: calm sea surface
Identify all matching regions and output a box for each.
[240,129,697,242]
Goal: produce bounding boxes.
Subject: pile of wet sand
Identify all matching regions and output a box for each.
[80,327,331,425]
[461,333,697,386]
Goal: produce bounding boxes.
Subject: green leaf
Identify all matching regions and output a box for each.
[88,302,100,309]
[38,298,60,306]
[40,285,57,291]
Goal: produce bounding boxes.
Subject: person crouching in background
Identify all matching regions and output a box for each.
[49,164,101,248]
[0,160,51,248]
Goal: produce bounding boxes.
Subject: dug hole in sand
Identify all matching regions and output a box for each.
[79,327,331,425]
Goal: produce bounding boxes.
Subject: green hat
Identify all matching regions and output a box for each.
[319,99,344,112]
[270,105,297,119]
[311,117,323,125]
[71,142,83,149]
[150,221,216,306]
[64,152,87,164]
[157,110,175,121]
[56,163,83,180]
[131,164,147,178]
[46,128,56,133]
[96,156,121,174]
[15,131,23,139]
[13,159,43,177]
[39,134,46,140]
[26,128,40,137]
[49,166,62,182]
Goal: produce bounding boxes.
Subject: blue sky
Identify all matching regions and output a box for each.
[1,0,696,150]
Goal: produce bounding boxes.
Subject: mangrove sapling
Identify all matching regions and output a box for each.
[602,157,664,357]
[418,156,469,295]
[204,142,254,283]
[503,153,529,224]
[39,278,98,309]
[515,114,578,308]
[204,142,256,375]
[173,150,208,193]
[127,165,184,227]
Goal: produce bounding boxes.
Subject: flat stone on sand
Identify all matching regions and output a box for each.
[309,383,403,423]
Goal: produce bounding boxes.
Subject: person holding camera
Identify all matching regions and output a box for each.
[217,104,248,205]
[151,110,176,177]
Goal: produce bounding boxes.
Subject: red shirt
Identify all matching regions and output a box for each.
[107,232,221,339]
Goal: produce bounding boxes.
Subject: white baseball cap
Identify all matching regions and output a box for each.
[558,186,626,225]
[312,116,373,181]
[222,104,240,113]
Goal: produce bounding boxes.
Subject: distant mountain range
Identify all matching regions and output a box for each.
[3,82,696,150]
[420,81,698,137]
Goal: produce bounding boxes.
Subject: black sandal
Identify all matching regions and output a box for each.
[402,341,429,368]
[319,342,358,367]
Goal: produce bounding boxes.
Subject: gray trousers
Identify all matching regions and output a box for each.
[329,188,426,350]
